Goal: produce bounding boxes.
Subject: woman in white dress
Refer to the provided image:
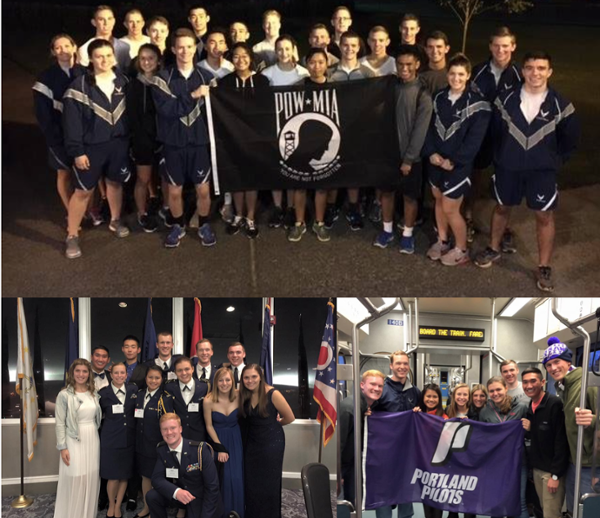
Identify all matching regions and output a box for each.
[54,358,102,518]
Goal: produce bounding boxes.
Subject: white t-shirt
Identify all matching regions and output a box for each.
[448,90,462,105]
[520,88,549,124]
[359,55,396,77]
[198,59,234,79]
[490,62,504,86]
[95,72,116,100]
[120,35,151,59]
[262,63,309,86]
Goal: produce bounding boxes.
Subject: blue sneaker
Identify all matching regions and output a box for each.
[164,224,186,248]
[399,235,415,254]
[373,231,394,249]
[198,223,216,247]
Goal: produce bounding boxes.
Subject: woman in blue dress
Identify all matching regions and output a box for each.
[238,364,295,518]
[204,367,245,518]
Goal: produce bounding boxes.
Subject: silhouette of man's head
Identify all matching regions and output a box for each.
[286,119,333,171]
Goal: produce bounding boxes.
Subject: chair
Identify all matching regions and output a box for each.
[301,462,334,518]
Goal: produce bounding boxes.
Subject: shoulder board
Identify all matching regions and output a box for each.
[157,441,166,447]
[188,440,201,446]
[165,379,178,384]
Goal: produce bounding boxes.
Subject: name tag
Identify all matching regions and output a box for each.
[188,402,199,412]
[166,467,179,478]
[167,372,178,381]
[135,408,144,418]
[112,404,124,414]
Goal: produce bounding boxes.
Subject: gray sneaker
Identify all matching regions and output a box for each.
[312,222,330,242]
[65,235,82,259]
[427,240,451,261]
[440,247,470,266]
[536,266,555,292]
[287,222,306,242]
[109,219,130,238]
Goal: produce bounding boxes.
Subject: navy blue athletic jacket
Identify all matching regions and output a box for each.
[62,69,129,157]
[472,59,522,102]
[150,65,213,148]
[33,64,86,147]
[492,85,580,173]
[422,86,492,173]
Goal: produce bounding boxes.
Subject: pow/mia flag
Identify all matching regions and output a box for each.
[208,76,400,192]
[364,411,523,516]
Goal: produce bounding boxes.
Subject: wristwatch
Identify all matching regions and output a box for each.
[551,474,558,481]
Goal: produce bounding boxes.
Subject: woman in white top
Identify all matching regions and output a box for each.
[446,383,471,418]
[54,358,102,518]
[262,35,309,229]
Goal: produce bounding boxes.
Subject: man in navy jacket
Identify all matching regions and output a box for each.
[146,412,221,518]
[475,51,580,292]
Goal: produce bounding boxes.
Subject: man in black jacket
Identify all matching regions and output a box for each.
[339,370,385,508]
[522,367,568,518]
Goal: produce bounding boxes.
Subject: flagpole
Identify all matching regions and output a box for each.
[11,376,33,508]
[318,419,324,463]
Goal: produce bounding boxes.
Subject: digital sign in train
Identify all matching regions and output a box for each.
[419,326,485,342]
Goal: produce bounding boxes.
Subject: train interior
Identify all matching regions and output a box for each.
[335,297,600,518]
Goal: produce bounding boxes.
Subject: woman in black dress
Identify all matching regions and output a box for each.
[238,364,295,518]
[99,362,137,518]
[134,365,174,518]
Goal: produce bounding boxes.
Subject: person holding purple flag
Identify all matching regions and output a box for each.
[374,352,420,518]
[542,337,598,514]
[479,376,529,518]
[339,369,385,508]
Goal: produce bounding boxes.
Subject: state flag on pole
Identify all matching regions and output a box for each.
[190,298,203,358]
[142,298,157,363]
[16,298,38,461]
[313,301,336,446]
[260,303,273,385]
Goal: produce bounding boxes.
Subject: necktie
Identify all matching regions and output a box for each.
[234,367,239,386]
[146,393,151,401]
[201,368,207,380]
[183,385,190,391]
[94,372,105,379]
[170,450,180,465]
[117,389,124,394]
[163,362,168,372]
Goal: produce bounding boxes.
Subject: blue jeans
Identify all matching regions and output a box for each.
[566,462,595,513]
[375,503,414,518]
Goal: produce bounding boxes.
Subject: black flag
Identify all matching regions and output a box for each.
[298,314,310,418]
[211,76,400,191]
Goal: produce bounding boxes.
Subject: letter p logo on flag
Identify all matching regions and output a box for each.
[431,421,473,466]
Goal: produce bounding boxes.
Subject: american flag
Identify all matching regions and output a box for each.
[313,301,336,446]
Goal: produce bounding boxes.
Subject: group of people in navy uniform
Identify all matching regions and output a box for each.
[33,4,580,292]
[54,331,296,518]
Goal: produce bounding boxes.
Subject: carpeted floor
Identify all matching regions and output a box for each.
[2,488,337,517]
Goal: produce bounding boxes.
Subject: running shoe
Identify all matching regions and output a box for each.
[312,222,331,242]
[109,219,130,238]
[159,207,173,228]
[287,222,306,242]
[65,235,82,259]
[87,207,104,226]
[268,206,284,228]
[226,216,244,236]
[474,247,501,268]
[427,240,451,261]
[245,219,259,239]
[441,247,470,266]
[164,224,186,248]
[399,235,415,255]
[368,200,382,223]
[501,228,517,254]
[536,266,555,292]
[324,205,339,230]
[219,203,234,224]
[346,208,364,231]
[283,207,296,230]
[373,231,394,249]
[466,219,476,244]
[198,223,216,246]
[138,213,158,233]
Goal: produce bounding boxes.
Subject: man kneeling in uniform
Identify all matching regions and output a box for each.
[146,412,221,518]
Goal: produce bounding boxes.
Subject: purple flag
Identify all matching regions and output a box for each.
[364,412,523,516]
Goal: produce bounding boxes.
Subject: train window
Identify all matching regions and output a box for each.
[441,371,448,383]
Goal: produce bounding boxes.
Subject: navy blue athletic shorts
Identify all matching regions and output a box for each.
[492,169,558,211]
[161,145,211,186]
[48,145,72,171]
[428,164,471,199]
[72,139,131,191]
